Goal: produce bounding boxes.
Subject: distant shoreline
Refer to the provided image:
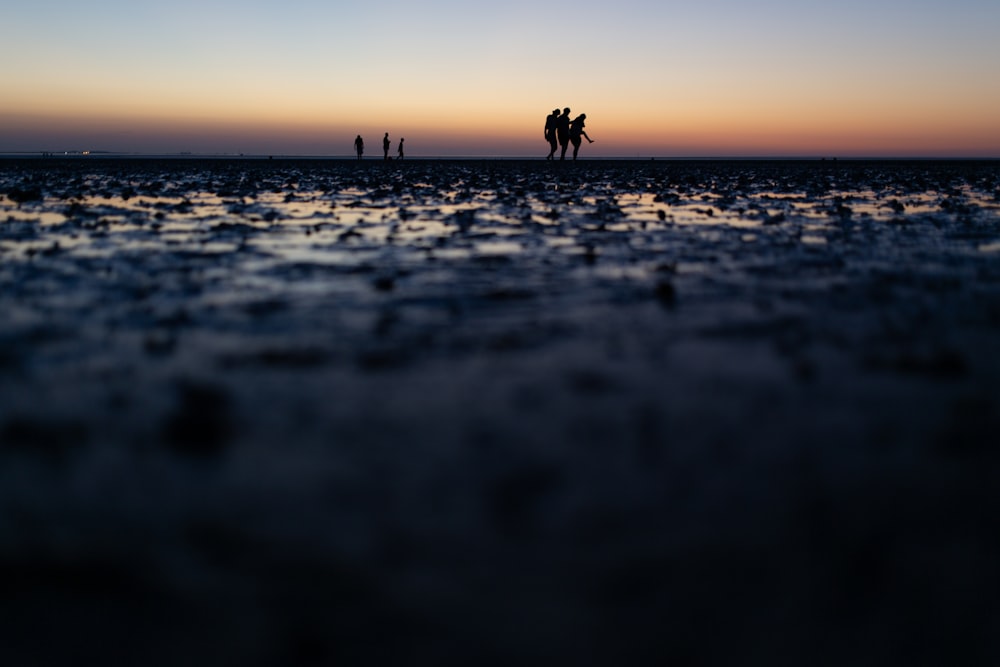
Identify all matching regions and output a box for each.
[1,153,998,163]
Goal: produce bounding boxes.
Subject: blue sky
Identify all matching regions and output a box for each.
[3,0,998,155]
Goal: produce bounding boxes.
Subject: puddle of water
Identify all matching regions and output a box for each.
[475,241,523,256]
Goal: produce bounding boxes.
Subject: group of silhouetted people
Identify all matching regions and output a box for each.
[354,133,404,161]
[351,111,594,161]
[545,108,593,160]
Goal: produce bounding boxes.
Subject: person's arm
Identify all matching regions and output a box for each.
[582,131,593,143]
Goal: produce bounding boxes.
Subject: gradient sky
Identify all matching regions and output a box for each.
[3,0,999,157]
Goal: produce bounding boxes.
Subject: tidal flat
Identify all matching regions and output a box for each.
[2,157,1000,665]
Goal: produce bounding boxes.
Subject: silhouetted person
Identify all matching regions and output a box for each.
[354,135,364,160]
[397,137,405,160]
[569,114,593,160]
[544,108,560,160]
[383,132,391,160]
[556,107,571,160]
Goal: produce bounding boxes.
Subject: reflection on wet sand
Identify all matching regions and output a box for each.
[2,158,1000,666]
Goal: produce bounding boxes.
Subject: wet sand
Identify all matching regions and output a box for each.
[2,158,1000,665]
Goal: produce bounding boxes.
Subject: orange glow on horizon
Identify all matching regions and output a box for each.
[3,99,999,157]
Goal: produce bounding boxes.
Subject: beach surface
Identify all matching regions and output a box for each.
[2,158,1000,665]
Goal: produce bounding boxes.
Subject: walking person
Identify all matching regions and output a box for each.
[544,108,560,160]
[397,137,405,160]
[354,134,364,161]
[569,114,594,160]
[556,107,571,160]
[383,132,391,160]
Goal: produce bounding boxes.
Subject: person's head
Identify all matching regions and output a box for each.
[552,108,560,115]
[579,114,586,120]
[563,107,570,115]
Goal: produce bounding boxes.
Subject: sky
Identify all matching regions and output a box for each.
[2,0,999,157]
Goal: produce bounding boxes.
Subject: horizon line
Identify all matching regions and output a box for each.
[3,151,999,162]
